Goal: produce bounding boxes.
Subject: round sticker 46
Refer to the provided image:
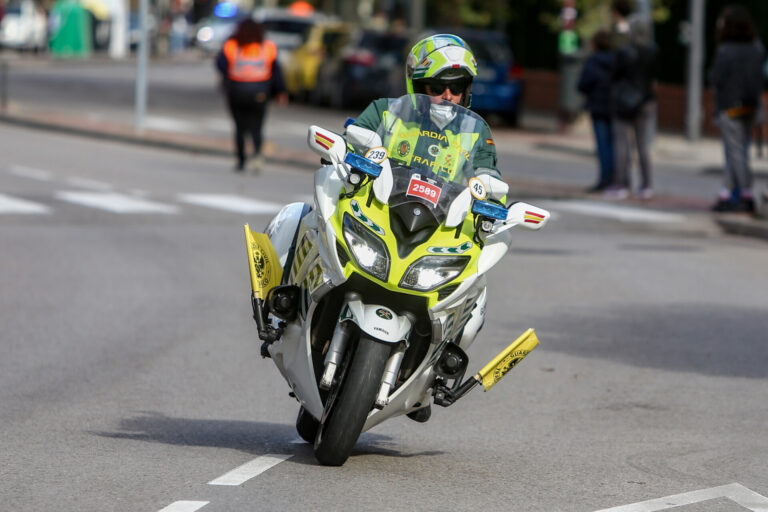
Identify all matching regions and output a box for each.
[365,146,388,163]
[468,177,488,200]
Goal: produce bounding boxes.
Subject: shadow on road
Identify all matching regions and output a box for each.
[90,411,442,463]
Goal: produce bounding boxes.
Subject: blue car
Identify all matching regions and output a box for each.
[433,29,524,126]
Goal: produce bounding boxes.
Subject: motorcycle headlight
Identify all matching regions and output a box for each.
[400,256,469,292]
[342,213,390,281]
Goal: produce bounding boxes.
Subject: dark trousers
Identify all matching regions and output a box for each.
[226,91,268,166]
[591,115,614,188]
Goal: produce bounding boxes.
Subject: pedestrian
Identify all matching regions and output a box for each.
[215,18,288,173]
[609,0,632,51]
[709,5,765,213]
[607,17,657,200]
[578,30,616,192]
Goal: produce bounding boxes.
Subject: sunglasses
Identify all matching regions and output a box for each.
[424,81,466,96]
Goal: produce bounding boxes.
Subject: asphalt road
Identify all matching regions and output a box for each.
[2,118,767,512]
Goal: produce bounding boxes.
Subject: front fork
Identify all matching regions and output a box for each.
[319,294,413,409]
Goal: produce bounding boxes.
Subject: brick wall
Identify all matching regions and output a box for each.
[521,69,766,135]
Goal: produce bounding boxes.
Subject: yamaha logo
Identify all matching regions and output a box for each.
[376,308,393,320]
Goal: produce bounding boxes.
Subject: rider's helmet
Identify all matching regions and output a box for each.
[405,34,478,108]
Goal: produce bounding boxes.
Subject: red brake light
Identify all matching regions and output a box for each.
[508,62,524,81]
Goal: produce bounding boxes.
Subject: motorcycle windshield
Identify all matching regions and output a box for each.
[376,94,486,222]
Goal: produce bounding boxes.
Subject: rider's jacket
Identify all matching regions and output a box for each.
[352,97,500,180]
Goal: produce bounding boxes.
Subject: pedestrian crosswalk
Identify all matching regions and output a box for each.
[0,193,51,214]
[0,191,285,216]
[57,191,180,214]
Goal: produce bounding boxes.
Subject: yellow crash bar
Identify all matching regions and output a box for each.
[476,328,539,391]
[244,224,283,300]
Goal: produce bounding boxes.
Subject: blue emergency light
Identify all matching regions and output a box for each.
[472,200,508,221]
[344,153,382,178]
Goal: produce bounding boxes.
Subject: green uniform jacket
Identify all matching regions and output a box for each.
[352,97,501,180]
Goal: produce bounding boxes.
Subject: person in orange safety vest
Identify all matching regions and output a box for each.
[216,18,288,173]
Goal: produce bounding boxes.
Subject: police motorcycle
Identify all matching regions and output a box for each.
[244,94,550,466]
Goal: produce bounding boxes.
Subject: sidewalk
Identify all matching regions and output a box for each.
[1,99,767,243]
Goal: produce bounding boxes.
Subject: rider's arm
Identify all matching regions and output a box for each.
[473,124,507,203]
[351,98,389,132]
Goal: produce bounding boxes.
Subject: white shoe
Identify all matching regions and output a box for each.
[249,155,264,175]
[604,186,629,200]
[638,188,653,200]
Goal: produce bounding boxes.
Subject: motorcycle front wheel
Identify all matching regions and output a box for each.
[313,334,391,466]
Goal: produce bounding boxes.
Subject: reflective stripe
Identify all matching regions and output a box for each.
[224,39,277,83]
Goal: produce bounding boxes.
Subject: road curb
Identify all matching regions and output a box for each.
[0,113,232,156]
[714,214,768,242]
[0,112,320,170]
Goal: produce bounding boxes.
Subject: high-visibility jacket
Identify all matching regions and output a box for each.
[382,113,480,182]
[353,97,499,182]
[222,39,278,83]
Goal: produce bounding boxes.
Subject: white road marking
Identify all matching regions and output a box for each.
[66,176,113,191]
[179,194,283,214]
[0,193,50,214]
[594,483,768,512]
[550,200,684,223]
[157,501,209,512]
[208,454,293,486]
[8,165,52,181]
[56,191,178,214]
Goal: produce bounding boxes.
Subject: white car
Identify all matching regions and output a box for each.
[0,0,47,51]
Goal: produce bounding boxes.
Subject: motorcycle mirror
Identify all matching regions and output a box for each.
[505,202,550,230]
[307,126,346,164]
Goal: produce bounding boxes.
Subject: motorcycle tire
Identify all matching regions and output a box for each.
[295,406,319,444]
[313,335,391,466]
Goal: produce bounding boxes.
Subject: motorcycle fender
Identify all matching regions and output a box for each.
[268,316,324,420]
[345,300,412,343]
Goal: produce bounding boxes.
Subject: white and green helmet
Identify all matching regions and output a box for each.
[406,34,478,107]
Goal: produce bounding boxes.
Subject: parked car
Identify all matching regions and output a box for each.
[282,20,350,101]
[314,28,409,109]
[192,2,247,53]
[0,0,47,52]
[421,29,524,126]
[255,7,329,69]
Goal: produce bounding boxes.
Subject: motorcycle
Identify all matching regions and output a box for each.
[244,94,550,466]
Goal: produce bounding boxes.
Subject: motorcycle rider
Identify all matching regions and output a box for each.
[349,34,507,198]
[348,34,506,422]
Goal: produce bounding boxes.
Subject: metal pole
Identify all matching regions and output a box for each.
[409,0,424,35]
[134,0,149,132]
[686,0,705,141]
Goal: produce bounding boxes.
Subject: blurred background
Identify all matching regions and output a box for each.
[2,0,767,134]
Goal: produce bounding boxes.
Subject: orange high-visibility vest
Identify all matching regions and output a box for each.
[223,39,278,83]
